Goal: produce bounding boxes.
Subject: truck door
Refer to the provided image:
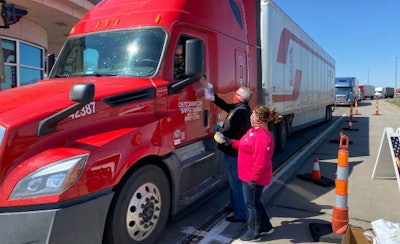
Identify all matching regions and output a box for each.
[168,34,210,146]
[166,32,221,201]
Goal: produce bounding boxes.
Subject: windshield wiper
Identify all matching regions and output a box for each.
[54,73,71,78]
[75,73,119,77]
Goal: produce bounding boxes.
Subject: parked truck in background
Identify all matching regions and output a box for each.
[0,0,334,243]
[375,87,384,98]
[383,87,395,98]
[334,77,360,106]
[359,84,375,100]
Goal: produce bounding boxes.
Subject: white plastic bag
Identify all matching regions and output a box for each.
[214,131,225,144]
[371,219,400,244]
[205,83,215,101]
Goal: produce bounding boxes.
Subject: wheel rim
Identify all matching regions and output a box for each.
[126,182,162,241]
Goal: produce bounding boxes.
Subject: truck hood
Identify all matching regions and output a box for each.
[0,79,73,128]
[0,76,163,175]
[0,77,156,128]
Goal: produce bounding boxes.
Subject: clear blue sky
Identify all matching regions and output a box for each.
[274,0,400,88]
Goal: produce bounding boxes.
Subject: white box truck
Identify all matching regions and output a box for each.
[375,87,384,98]
[359,84,375,100]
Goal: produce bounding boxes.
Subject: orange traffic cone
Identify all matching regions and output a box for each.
[332,135,350,234]
[354,100,359,115]
[311,157,321,180]
[296,157,334,187]
[330,129,345,144]
[374,99,380,115]
[347,121,352,130]
[349,104,354,122]
[343,118,358,131]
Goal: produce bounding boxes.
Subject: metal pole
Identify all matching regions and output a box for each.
[394,56,398,101]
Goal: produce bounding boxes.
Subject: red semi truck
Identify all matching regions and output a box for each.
[0,0,334,243]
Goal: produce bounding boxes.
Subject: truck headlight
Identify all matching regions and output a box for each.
[9,155,88,200]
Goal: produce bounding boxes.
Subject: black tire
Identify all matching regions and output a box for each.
[325,106,333,122]
[277,119,288,152]
[268,122,278,154]
[103,165,170,244]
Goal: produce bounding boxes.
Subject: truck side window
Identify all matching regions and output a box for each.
[174,43,185,81]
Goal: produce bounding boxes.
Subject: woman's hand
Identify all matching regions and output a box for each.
[248,180,256,190]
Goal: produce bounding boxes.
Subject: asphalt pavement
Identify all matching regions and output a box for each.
[160,99,400,244]
[238,99,400,243]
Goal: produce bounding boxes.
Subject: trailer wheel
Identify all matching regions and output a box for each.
[268,123,277,154]
[277,119,288,152]
[325,106,333,122]
[103,164,170,244]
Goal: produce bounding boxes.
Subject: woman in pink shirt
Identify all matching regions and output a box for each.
[219,105,281,242]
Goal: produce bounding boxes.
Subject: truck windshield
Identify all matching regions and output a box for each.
[335,87,352,93]
[49,28,166,78]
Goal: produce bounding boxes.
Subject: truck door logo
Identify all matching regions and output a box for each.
[274,28,334,102]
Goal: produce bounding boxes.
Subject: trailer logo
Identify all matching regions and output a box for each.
[275,28,334,102]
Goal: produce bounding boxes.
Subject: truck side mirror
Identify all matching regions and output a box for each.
[38,83,95,136]
[185,39,204,78]
[70,83,95,103]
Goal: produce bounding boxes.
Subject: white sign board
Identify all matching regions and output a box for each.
[372,127,400,191]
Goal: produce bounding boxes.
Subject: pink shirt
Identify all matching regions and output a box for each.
[232,127,274,186]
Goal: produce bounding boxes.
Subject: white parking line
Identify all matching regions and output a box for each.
[199,220,232,243]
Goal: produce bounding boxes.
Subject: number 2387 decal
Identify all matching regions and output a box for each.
[68,102,96,119]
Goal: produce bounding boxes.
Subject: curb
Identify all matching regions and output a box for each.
[264,115,346,202]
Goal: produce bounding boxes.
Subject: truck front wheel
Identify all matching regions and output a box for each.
[103,164,171,244]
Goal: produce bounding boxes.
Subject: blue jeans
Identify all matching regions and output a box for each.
[242,182,273,237]
[225,154,247,220]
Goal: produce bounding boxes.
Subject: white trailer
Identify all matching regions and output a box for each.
[259,1,335,150]
[359,84,375,100]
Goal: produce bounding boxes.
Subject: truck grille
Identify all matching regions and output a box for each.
[335,95,347,104]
